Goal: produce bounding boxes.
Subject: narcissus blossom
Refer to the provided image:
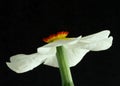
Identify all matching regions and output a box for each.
[6,30,113,73]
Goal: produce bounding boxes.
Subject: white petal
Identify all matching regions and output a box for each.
[38,47,59,67]
[44,55,59,67]
[37,46,56,55]
[80,30,110,42]
[77,36,113,51]
[6,53,46,73]
[43,45,89,67]
[63,45,89,67]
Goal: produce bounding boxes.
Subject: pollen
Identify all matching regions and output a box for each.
[43,31,69,43]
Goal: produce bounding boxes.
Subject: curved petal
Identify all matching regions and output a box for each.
[38,47,59,67]
[80,30,110,42]
[77,36,113,51]
[43,55,59,67]
[6,53,46,73]
[37,47,59,67]
[43,45,89,68]
[63,45,89,67]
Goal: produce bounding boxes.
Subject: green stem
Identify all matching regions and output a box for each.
[56,46,74,86]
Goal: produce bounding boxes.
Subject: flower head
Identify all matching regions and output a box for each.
[6,30,113,73]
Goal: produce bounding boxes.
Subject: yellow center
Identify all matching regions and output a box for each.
[43,31,69,43]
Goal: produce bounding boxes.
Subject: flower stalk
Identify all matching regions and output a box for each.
[56,46,74,86]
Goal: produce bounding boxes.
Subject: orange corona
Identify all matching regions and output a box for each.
[43,31,69,43]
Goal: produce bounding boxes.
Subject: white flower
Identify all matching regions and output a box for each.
[6,30,113,73]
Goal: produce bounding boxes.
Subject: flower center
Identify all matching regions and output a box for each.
[43,31,69,43]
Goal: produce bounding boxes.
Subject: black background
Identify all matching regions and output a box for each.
[0,0,119,86]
